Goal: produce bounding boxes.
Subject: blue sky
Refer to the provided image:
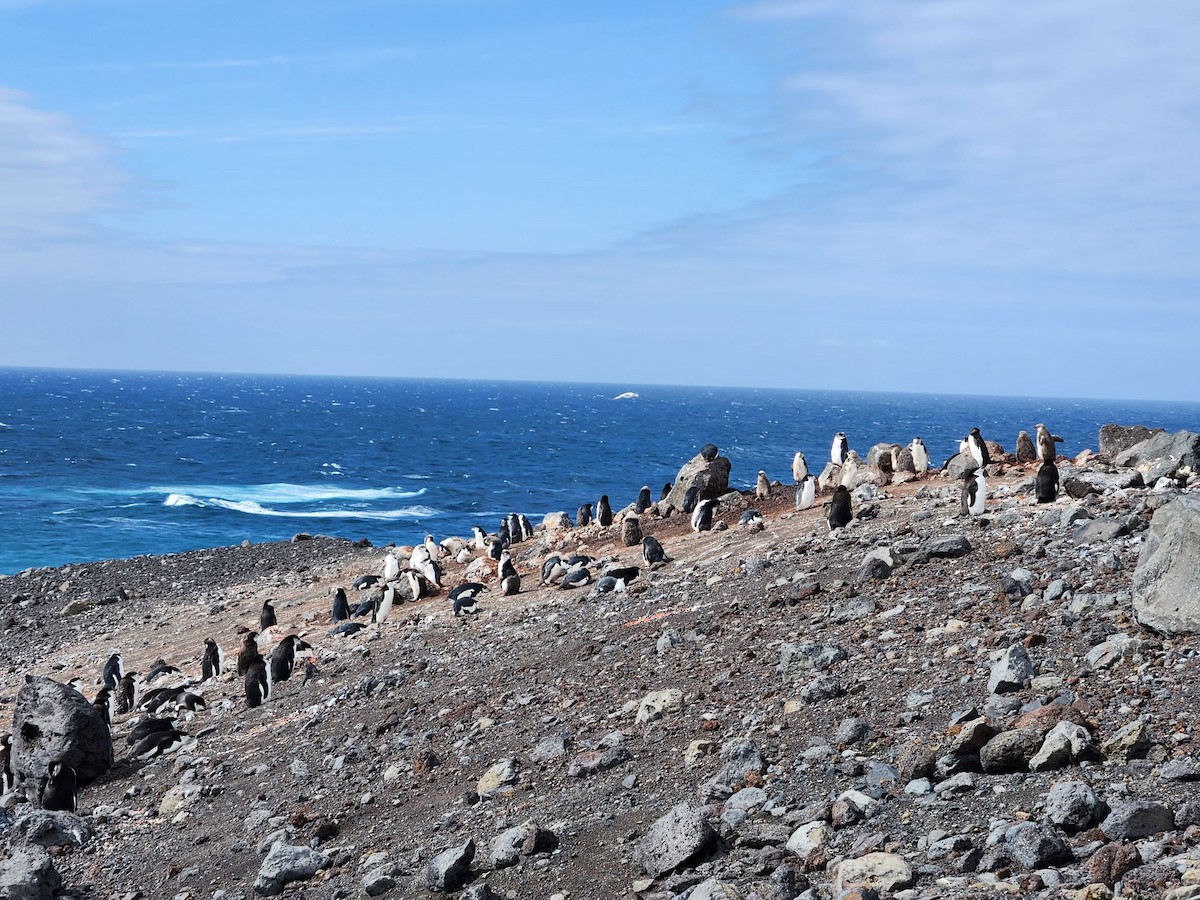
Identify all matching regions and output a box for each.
[2,0,1198,400]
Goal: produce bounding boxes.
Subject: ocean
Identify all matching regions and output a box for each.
[1,367,1197,575]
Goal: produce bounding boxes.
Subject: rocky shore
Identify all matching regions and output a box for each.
[1,425,1199,900]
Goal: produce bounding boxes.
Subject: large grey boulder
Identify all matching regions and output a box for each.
[1132,496,1200,634]
[11,809,93,848]
[0,848,62,900]
[1004,822,1073,869]
[1100,424,1162,459]
[1044,780,1106,831]
[633,803,715,877]
[988,644,1035,694]
[10,676,113,786]
[1113,429,1200,481]
[944,451,979,480]
[254,842,331,896]
[1100,800,1176,841]
[423,839,475,892]
[664,451,731,511]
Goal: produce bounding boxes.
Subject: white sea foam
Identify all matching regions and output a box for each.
[87,483,427,504]
[163,493,437,520]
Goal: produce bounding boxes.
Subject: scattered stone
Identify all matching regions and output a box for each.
[980,728,1043,773]
[11,809,93,848]
[1004,821,1073,869]
[476,758,519,797]
[422,840,475,893]
[1044,781,1107,832]
[777,642,847,680]
[253,842,331,896]
[636,688,684,723]
[831,852,914,893]
[988,644,1035,694]
[1101,719,1152,761]
[1087,842,1142,886]
[1100,799,1175,841]
[633,804,715,878]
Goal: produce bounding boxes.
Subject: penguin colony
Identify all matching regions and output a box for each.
[0,424,1067,813]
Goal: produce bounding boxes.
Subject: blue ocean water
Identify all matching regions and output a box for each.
[1,367,1198,575]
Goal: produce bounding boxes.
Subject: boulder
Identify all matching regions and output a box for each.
[1062,469,1145,498]
[490,822,556,869]
[1044,780,1106,831]
[831,852,914,893]
[1113,429,1200,481]
[633,803,715,877]
[1132,496,1200,634]
[1015,431,1037,463]
[1099,423,1161,459]
[621,517,642,547]
[541,511,572,531]
[1100,800,1176,841]
[11,809,93,848]
[944,451,979,480]
[1004,822,1073,869]
[253,842,331,896]
[664,452,731,511]
[980,728,1043,773]
[10,676,113,786]
[423,840,475,892]
[988,644,1035,694]
[0,848,62,900]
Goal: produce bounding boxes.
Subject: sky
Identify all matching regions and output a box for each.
[2,0,1198,400]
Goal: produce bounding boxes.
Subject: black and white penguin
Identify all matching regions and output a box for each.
[453,588,480,616]
[144,662,181,685]
[498,551,517,581]
[383,551,401,583]
[201,638,224,681]
[576,503,593,527]
[682,486,700,515]
[471,525,488,550]
[597,495,613,527]
[498,518,511,548]
[700,443,719,461]
[352,593,379,617]
[1035,423,1063,462]
[659,483,672,502]
[539,555,563,584]
[590,576,623,596]
[518,514,534,541]
[260,600,277,632]
[102,652,124,690]
[352,574,381,591]
[376,583,397,624]
[603,565,640,584]
[796,475,817,511]
[910,437,930,473]
[244,659,272,709]
[485,538,503,562]
[501,573,520,595]
[1036,460,1060,504]
[331,621,367,636]
[130,728,187,760]
[961,466,987,517]
[126,715,177,747]
[635,486,653,514]
[560,567,592,589]
[691,498,717,533]
[739,509,764,527]
[642,535,666,566]
[117,673,137,715]
[967,427,990,468]
[755,471,770,500]
[1,733,14,796]
[831,433,849,466]
[270,634,311,683]
[506,514,522,544]
[449,582,486,604]
[423,534,441,561]
[332,588,350,623]
[792,451,809,484]
[237,632,261,677]
[827,485,852,530]
[40,761,76,812]
[565,553,595,568]
[92,687,115,727]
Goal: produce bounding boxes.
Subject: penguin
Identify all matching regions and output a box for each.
[103,652,123,690]
[505,514,521,544]
[831,433,849,466]
[597,495,613,527]
[126,715,178,747]
[244,659,272,709]
[130,728,187,760]
[332,588,350,623]
[755,471,770,500]
[961,466,987,517]
[910,437,930,474]
[590,576,624,596]
[691,497,717,533]
[424,534,442,560]
[603,565,640,584]
[827,485,852,530]
[540,555,564,584]
[382,552,401,583]
[260,600,277,632]
[967,428,990,468]
[40,761,76,813]
[270,634,311,683]
[237,632,261,677]
[498,518,511,548]
[739,509,764,527]
[576,503,593,527]
[117,672,137,715]
[92,687,114,727]
[1036,460,1060,504]
[144,662,181,684]
[1035,423,1064,462]
[518,514,534,541]
[659,483,672,502]
[682,486,701,515]
[200,638,224,681]
[376,583,396,624]
[560,567,592,589]
[642,535,667,566]
[405,569,427,604]
[455,546,472,564]
[565,553,595,568]
[796,475,817,511]
[792,451,809,484]
[331,621,367,637]
[352,574,381,591]
[352,593,379,617]
[449,582,486,604]
[453,590,480,616]
[1,733,14,796]
[501,573,520,596]
[635,486,653,514]
[700,443,719,461]
[485,538,503,562]
[471,525,487,550]
[498,551,517,581]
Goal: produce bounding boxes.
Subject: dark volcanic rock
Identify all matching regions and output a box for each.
[11,676,113,786]
[1099,423,1161,459]
[633,804,715,878]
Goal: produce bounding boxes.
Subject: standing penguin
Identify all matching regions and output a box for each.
[237,632,261,677]
[102,652,123,691]
[498,551,517,582]
[260,600,277,632]
[1036,460,1060,503]
[383,552,401,583]
[518,515,534,541]
[470,525,487,550]
[506,514,522,544]
[1,734,14,796]
[501,572,521,595]
[796,475,817,511]
[791,451,809,484]
[597,495,613,527]
[376,583,397,624]
[576,503,593,527]
[700,443,719,461]
[117,672,137,715]
[244,659,272,709]
[910,437,930,474]
[331,587,350,623]
[40,761,76,812]
[92,687,115,727]
[967,428,991,468]
[831,433,849,465]
[827,485,852,530]
[691,498,718,533]
[201,638,224,681]
[682,486,701,515]
[270,634,311,683]
[642,535,667,566]
[755,471,770,500]
[659,483,672,502]
[635,486,653,514]
[961,466,987,517]
[1035,423,1064,462]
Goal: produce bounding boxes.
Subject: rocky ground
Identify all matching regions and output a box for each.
[2,429,1200,900]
